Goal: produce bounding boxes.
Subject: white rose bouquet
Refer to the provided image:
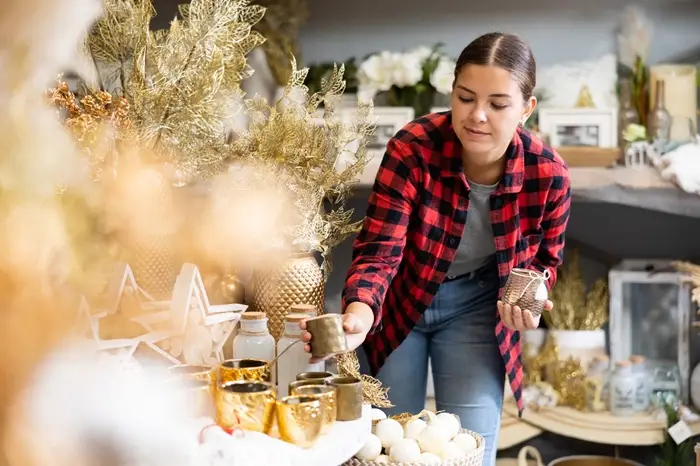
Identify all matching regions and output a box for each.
[357,44,456,116]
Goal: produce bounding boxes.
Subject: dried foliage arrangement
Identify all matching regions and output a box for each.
[228,60,374,274]
[544,250,609,331]
[252,0,309,86]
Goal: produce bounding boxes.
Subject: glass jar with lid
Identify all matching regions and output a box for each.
[276,312,324,397]
[232,311,275,381]
[610,360,637,416]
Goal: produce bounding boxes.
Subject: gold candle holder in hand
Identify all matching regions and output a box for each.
[502,268,550,317]
[215,381,276,434]
[276,395,326,448]
[290,384,337,433]
[305,314,348,359]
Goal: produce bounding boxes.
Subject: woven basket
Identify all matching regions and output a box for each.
[501,268,549,317]
[342,428,484,466]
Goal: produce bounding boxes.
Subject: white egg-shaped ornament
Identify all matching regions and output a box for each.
[403,418,426,440]
[441,441,464,460]
[417,424,450,456]
[417,452,442,465]
[436,412,461,440]
[371,408,388,421]
[375,455,390,464]
[453,432,478,453]
[374,418,404,449]
[389,438,421,463]
[355,434,382,461]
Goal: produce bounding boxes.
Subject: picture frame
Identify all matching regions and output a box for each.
[366,106,415,151]
[338,106,414,185]
[538,107,618,148]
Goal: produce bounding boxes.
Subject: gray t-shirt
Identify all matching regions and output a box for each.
[446,180,497,278]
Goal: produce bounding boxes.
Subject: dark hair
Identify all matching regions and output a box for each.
[454,32,536,100]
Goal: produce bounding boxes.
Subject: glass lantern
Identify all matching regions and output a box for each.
[608,259,693,403]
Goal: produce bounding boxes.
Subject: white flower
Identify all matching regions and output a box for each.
[430,57,455,95]
[407,46,433,63]
[358,51,397,93]
[617,5,652,68]
[392,52,423,88]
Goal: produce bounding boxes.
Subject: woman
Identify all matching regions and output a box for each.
[302,32,571,465]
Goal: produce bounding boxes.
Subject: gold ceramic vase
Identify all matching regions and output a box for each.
[252,252,324,340]
[119,171,179,301]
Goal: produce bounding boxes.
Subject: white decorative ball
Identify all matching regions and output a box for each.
[403,418,427,440]
[453,432,478,453]
[436,412,461,439]
[355,434,382,461]
[374,418,404,449]
[389,438,421,463]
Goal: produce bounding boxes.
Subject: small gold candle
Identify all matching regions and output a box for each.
[328,376,362,421]
[215,380,276,434]
[276,395,325,448]
[296,371,335,381]
[305,314,348,359]
[217,358,271,383]
[290,384,337,433]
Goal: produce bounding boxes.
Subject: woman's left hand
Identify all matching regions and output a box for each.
[497,300,553,331]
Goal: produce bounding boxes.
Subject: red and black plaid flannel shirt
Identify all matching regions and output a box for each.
[342,111,571,415]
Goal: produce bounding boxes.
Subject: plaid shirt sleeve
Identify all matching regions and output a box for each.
[528,161,571,290]
[342,138,418,331]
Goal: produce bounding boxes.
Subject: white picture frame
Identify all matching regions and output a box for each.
[339,106,414,185]
[538,107,618,148]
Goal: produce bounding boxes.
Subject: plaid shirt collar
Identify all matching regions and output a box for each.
[439,122,526,195]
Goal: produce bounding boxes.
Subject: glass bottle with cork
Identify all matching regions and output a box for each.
[232,311,276,382]
[276,312,325,397]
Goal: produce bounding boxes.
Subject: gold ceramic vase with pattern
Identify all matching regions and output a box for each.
[251,252,324,340]
[119,169,179,301]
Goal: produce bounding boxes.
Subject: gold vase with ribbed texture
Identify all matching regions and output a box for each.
[252,252,324,340]
[119,168,179,301]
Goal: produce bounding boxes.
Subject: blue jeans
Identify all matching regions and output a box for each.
[373,263,505,466]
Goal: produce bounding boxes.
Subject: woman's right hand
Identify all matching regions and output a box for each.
[300,302,374,363]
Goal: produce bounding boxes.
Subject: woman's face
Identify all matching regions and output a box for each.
[450,64,536,165]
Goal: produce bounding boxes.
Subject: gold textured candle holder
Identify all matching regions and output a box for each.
[296,371,335,381]
[290,384,337,433]
[168,364,214,384]
[276,395,325,448]
[305,314,348,359]
[288,378,330,395]
[218,358,271,383]
[215,380,276,434]
[502,268,550,317]
[328,376,362,421]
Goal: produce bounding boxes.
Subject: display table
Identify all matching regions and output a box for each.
[503,401,700,446]
[498,410,543,450]
[197,404,372,466]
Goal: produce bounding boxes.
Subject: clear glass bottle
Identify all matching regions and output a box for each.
[610,360,637,416]
[586,355,610,410]
[619,78,640,149]
[232,311,275,381]
[629,354,650,412]
[647,79,672,144]
[276,313,324,397]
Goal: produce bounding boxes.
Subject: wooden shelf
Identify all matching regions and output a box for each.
[498,410,543,450]
[503,402,700,446]
[570,166,700,218]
